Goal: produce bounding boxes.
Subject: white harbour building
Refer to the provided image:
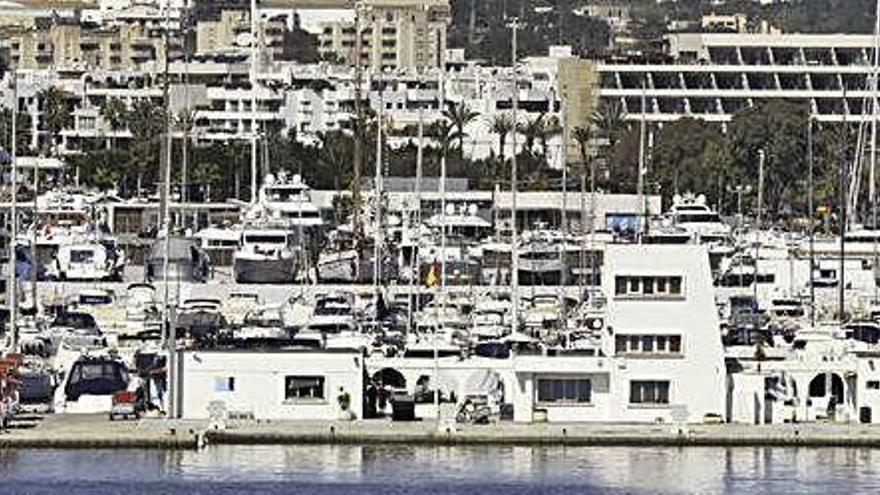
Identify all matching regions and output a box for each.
[598,32,880,124]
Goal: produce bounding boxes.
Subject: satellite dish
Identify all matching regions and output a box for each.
[235,33,254,47]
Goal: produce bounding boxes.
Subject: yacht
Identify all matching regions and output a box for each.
[233,226,300,284]
[145,236,211,283]
[46,241,125,281]
[234,173,323,284]
[53,354,130,414]
[665,194,732,245]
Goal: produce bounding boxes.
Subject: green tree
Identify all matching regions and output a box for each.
[488,112,514,164]
[0,108,33,153]
[652,117,725,197]
[36,87,73,154]
[101,97,128,147]
[443,101,479,158]
[726,100,810,215]
[126,99,165,197]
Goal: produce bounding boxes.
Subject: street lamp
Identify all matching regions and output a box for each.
[726,184,752,233]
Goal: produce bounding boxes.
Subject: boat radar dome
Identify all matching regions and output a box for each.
[696,194,707,205]
[445,204,456,215]
[292,174,303,184]
[264,174,276,186]
[467,204,478,216]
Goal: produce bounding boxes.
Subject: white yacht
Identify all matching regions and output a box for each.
[665,194,732,245]
[233,173,323,284]
[46,241,125,281]
[233,227,300,284]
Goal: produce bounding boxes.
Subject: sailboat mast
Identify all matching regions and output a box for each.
[160,0,175,417]
[510,18,520,334]
[408,99,424,333]
[439,70,447,301]
[374,91,383,288]
[249,0,259,204]
[637,78,646,243]
[352,1,364,239]
[808,116,816,326]
[870,0,880,303]
[8,69,17,352]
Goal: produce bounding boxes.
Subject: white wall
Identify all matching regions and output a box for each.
[179,350,363,420]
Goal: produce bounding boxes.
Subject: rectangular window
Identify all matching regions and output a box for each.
[615,276,683,298]
[615,335,682,356]
[629,278,640,293]
[536,378,592,404]
[629,335,640,352]
[285,375,325,401]
[868,381,880,390]
[656,278,668,293]
[656,335,668,352]
[214,377,235,392]
[630,380,670,405]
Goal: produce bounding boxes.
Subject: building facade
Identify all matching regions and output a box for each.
[317,0,450,71]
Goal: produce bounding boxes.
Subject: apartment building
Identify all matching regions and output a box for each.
[317,0,450,71]
[194,9,288,59]
[1,17,179,71]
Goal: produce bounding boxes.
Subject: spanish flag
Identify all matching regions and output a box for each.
[425,259,440,287]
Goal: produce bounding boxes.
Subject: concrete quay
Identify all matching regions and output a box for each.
[7,415,880,449]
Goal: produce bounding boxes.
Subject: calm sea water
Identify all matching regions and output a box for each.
[2,445,880,494]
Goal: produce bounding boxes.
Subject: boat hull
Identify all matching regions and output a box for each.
[234,257,297,284]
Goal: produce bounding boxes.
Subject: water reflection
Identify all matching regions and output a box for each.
[3,445,880,494]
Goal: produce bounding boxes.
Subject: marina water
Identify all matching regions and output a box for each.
[3,445,880,494]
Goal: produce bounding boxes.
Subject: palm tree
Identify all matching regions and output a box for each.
[317,131,353,191]
[488,112,514,164]
[192,160,222,202]
[518,114,546,156]
[592,99,626,149]
[443,101,479,158]
[36,87,73,154]
[101,97,128,148]
[428,120,461,159]
[573,125,592,168]
[126,99,165,197]
[538,115,562,165]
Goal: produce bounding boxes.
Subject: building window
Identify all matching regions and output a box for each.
[630,380,670,405]
[868,381,880,390]
[614,276,684,298]
[214,377,235,392]
[615,335,683,356]
[285,375,325,401]
[536,378,592,405]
